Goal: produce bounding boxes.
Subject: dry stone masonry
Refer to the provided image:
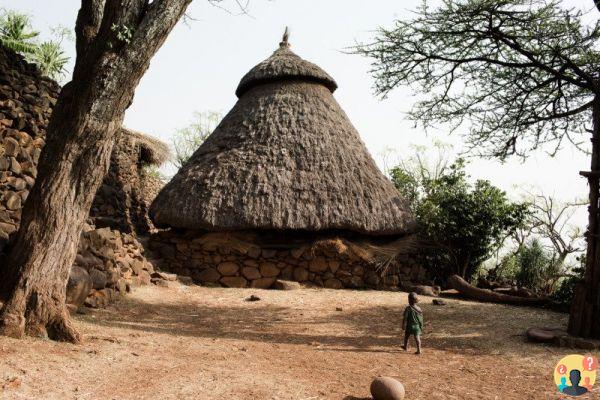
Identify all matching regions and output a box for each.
[150,231,427,290]
[0,45,170,308]
[68,226,156,309]
[0,45,167,253]
[0,45,58,253]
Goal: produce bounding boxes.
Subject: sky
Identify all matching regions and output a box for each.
[4,0,595,229]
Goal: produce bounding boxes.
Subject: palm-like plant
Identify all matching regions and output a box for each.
[0,11,38,54]
[29,41,69,80]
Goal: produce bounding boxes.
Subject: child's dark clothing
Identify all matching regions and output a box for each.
[403,305,423,336]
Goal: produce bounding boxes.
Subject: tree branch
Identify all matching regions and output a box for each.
[75,0,105,58]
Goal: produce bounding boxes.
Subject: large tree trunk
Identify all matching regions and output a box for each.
[0,0,191,342]
[569,95,600,338]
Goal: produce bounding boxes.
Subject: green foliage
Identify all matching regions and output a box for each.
[392,159,529,282]
[494,253,521,283]
[29,41,69,80]
[142,165,166,182]
[0,9,70,80]
[111,23,134,44]
[0,10,39,54]
[172,111,222,168]
[552,257,585,309]
[514,239,557,292]
[355,0,599,159]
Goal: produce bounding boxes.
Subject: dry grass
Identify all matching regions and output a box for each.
[0,284,597,399]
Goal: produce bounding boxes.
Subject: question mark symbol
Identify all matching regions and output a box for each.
[557,364,567,374]
[583,356,597,371]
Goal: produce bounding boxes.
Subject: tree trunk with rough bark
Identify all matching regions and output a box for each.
[0,0,191,342]
[569,95,600,338]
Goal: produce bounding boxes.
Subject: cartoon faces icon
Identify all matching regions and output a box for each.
[554,355,597,397]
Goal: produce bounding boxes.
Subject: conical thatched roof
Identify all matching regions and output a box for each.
[151,34,416,236]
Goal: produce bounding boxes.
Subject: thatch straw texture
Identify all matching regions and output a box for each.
[236,45,337,97]
[122,128,170,165]
[151,44,415,236]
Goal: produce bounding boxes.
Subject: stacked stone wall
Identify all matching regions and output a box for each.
[150,230,427,290]
[0,45,162,252]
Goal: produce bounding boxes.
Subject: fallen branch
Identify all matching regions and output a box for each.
[448,275,548,306]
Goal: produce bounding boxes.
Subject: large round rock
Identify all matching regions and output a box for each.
[66,266,93,308]
[370,376,405,400]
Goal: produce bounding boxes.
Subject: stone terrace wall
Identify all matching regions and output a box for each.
[0,46,59,252]
[0,45,162,251]
[150,230,427,290]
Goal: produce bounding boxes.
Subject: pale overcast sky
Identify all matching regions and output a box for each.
[4,0,595,227]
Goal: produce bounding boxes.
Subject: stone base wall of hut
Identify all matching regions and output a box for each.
[149,230,427,290]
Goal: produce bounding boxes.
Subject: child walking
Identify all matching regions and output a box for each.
[402,292,423,354]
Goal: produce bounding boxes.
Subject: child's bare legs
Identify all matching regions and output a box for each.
[402,331,410,351]
[414,335,422,354]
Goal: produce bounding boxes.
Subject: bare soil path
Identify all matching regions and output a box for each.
[0,284,597,399]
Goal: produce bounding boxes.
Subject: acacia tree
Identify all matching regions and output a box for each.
[356,0,600,338]
[0,0,194,342]
[172,110,221,168]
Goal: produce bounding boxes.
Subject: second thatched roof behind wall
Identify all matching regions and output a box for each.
[121,128,170,166]
[150,37,416,236]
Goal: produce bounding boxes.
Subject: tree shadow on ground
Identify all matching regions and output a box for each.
[81,289,566,357]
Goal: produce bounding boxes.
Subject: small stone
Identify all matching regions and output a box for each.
[290,247,304,259]
[243,259,259,267]
[272,280,302,290]
[130,259,145,275]
[151,278,173,288]
[0,221,16,235]
[3,137,19,157]
[198,268,220,283]
[328,260,340,273]
[242,266,261,280]
[432,299,447,306]
[177,275,195,286]
[262,249,277,258]
[220,276,247,288]
[324,278,343,289]
[247,246,261,259]
[246,294,261,302]
[5,192,21,210]
[309,257,328,273]
[259,262,279,278]
[293,267,309,282]
[251,277,275,289]
[335,307,343,312]
[84,290,108,308]
[0,156,9,170]
[151,271,177,281]
[217,261,239,276]
[9,157,21,174]
[6,177,26,191]
[89,268,108,290]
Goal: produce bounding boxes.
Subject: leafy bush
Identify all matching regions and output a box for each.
[515,239,557,293]
[552,256,586,310]
[391,159,529,283]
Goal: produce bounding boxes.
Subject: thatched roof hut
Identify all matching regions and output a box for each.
[151,34,415,236]
[123,128,171,166]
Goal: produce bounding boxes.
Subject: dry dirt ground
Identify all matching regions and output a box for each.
[0,283,598,400]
